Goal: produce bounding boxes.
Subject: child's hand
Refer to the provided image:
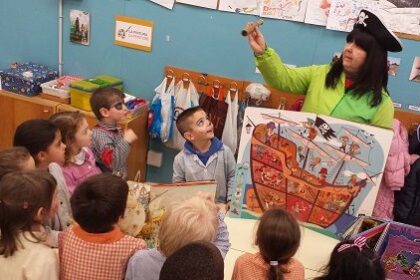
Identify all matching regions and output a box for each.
[123,128,138,144]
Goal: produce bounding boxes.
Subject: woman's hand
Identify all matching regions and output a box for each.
[247,26,266,56]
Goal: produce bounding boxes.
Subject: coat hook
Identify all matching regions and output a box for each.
[166,69,174,79]
[229,81,238,93]
[182,72,191,82]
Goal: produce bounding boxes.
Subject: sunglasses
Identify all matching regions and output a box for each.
[110,101,125,111]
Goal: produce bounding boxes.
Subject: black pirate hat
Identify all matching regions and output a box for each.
[353,9,403,52]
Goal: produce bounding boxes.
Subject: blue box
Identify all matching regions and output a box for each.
[0,63,58,96]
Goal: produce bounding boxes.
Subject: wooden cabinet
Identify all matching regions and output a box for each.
[0,90,56,148]
[56,104,149,182]
[0,90,148,182]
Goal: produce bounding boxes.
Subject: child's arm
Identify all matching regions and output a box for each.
[172,153,186,182]
[225,148,237,202]
[213,211,231,259]
[93,129,130,174]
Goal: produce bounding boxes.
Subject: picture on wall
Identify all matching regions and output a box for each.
[388,57,401,77]
[229,107,393,237]
[409,56,420,83]
[70,10,90,46]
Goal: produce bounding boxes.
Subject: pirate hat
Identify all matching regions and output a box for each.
[353,9,403,52]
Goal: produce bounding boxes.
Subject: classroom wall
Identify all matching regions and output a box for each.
[1,0,419,183]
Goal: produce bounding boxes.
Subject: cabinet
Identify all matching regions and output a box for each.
[0,90,56,148]
[0,90,148,182]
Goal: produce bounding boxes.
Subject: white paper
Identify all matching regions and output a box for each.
[218,0,262,15]
[149,0,175,9]
[304,0,331,26]
[176,0,218,9]
[260,0,309,22]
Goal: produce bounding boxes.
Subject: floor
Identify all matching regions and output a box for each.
[223,216,340,280]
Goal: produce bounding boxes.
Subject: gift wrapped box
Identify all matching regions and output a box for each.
[0,62,58,96]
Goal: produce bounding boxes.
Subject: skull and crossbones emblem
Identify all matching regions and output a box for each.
[357,11,369,27]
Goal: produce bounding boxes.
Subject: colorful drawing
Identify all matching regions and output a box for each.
[229,107,393,236]
[260,0,309,22]
[218,0,262,15]
[70,10,90,46]
[304,0,331,26]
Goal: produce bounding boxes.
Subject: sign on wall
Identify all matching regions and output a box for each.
[114,16,154,52]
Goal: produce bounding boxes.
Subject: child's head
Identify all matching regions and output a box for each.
[158,196,219,257]
[176,107,214,143]
[0,147,35,179]
[90,88,127,122]
[159,241,224,280]
[13,119,66,168]
[256,208,301,280]
[0,170,58,257]
[70,173,128,233]
[50,111,92,163]
[316,238,385,280]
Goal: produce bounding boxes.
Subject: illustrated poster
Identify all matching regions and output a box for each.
[260,0,309,22]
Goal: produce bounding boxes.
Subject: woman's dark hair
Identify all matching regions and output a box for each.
[256,208,301,280]
[71,173,128,233]
[315,240,385,280]
[325,29,389,107]
[0,171,57,257]
[13,119,59,161]
[0,147,32,180]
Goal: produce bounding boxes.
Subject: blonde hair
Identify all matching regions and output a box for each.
[158,197,219,257]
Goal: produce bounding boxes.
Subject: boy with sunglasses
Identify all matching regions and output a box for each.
[90,88,138,179]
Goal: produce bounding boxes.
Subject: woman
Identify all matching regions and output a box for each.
[247,9,403,129]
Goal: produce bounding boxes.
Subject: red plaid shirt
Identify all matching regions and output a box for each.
[59,225,146,280]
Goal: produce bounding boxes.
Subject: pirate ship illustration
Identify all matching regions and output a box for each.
[232,109,391,230]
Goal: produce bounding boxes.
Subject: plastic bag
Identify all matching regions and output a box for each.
[152,77,175,142]
[222,89,239,154]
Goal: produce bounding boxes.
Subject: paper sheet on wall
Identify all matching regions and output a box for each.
[149,0,175,9]
[218,0,262,15]
[176,0,218,9]
[260,0,309,22]
[326,0,376,32]
[304,0,331,26]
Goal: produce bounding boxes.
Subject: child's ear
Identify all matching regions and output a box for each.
[99,107,110,118]
[34,207,47,222]
[36,151,47,163]
[184,131,194,141]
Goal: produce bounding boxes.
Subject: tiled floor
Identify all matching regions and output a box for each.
[224,217,339,280]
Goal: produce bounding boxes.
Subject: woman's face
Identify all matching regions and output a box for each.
[342,41,367,76]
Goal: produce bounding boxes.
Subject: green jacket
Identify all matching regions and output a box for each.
[255,48,394,129]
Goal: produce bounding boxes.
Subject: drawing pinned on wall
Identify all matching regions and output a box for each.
[409,56,420,83]
[219,0,262,15]
[304,0,331,26]
[228,107,393,237]
[149,0,175,9]
[260,0,310,22]
[388,57,401,77]
[70,10,90,46]
[176,0,218,9]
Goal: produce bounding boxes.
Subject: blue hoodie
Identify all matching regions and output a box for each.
[184,137,223,165]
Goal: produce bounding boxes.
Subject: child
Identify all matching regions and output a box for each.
[90,88,138,179]
[0,147,35,179]
[173,106,236,204]
[159,241,224,280]
[13,119,71,231]
[232,208,304,280]
[314,237,385,280]
[0,170,59,279]
[125,196,230,280]
[50,111,101,194]
[59,173,146,280]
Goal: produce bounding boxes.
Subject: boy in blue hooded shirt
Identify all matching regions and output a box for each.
[172,107,236,204]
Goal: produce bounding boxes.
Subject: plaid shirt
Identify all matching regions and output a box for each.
[91,121,130,179]
[59,225,146,280]
[232,253,304,280]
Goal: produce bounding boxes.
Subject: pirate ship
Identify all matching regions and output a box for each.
[245,113,380,228]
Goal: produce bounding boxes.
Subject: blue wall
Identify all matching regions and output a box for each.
[1,0,419,182]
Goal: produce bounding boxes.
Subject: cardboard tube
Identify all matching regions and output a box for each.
[241,19,264,36]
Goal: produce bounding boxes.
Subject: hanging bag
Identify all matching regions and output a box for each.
[222,85,239,154]
[199,83,228,139]
[156,77,175,142]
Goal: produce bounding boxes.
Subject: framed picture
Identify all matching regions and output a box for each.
[70,10,90,46]
[114,16,154,52]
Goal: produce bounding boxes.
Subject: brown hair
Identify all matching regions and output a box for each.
[0,171,57,257]
[71,173,128,233]
[175,106,205,137]
[89,88,125,120]
[50,111,85,164]
[158,197,219,257]
[0,147,32,180]
[256,208,301,280]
